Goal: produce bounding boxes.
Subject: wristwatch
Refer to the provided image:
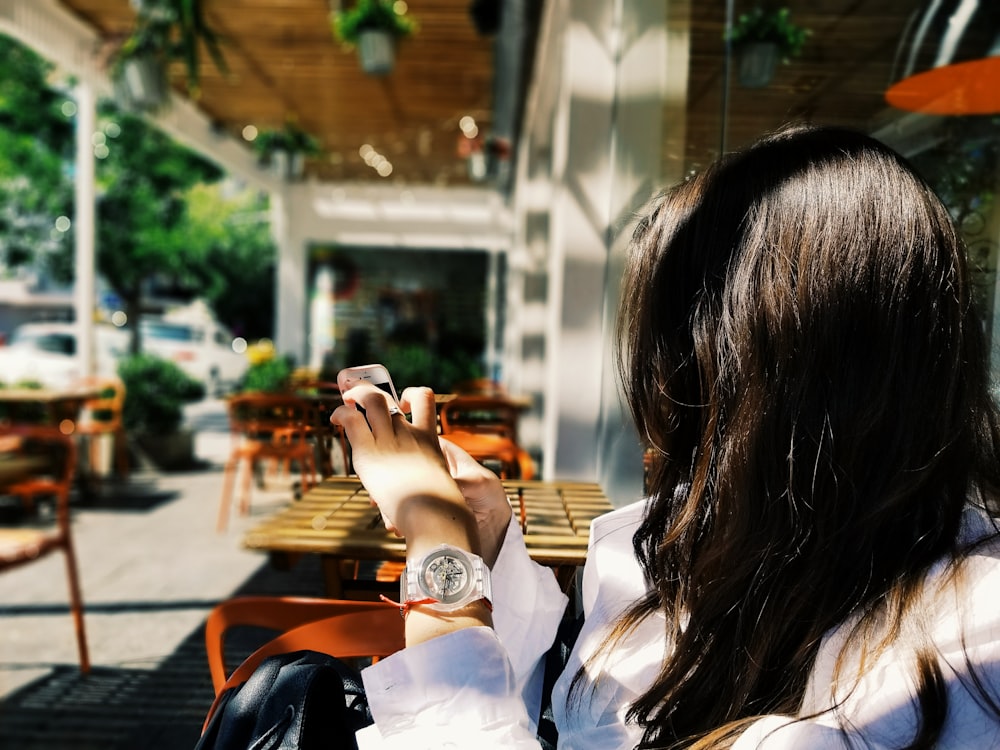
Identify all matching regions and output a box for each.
[400,544,493,612]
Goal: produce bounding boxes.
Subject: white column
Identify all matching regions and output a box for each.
[74,80,96,379]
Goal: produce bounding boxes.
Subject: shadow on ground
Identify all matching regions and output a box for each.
[0,555,328,749]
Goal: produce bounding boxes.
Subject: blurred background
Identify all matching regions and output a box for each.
[0,0,996,500]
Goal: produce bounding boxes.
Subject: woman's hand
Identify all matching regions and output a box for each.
[331,383,475,555]
[438,437,512,568]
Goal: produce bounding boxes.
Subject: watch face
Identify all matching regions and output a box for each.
[420,549,473,605]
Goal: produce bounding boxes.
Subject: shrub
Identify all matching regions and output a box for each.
[242,354,294,393]
[118,353,205,433]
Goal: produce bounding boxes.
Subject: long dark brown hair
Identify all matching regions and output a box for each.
[611,124,1000,748]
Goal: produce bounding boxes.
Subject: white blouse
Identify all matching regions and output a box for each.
[358,501,1000,749]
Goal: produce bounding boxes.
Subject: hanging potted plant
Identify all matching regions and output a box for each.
[331,0,417,76]
[726,6,810,88]
[109,0,227,112]
[252,122,322,181]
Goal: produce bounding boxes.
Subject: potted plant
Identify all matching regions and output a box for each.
[252,122,322,181]
[331,0,417,76]
[118,353,205,469]
[110,0,227,111]
[727,6,810,88]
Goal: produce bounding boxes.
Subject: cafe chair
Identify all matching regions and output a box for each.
[452,377,508,397]
[202,595,403,728]
[218,393,318,531]
[439,396,535,479]
[293,381,350,477]
[74,376,128,482]
[0,425,90,674]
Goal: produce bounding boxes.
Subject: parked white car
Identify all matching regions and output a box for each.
[139,316,248,394]
[0,313,249,394]
[0,321,128,389]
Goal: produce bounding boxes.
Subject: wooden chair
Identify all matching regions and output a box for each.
[0,425,90,673]
[218,393,318,531]
[74,376,129,481]
[452,377,508,397]
[293,381,350,477]
[439,396,535,479]
[202,596,403,729]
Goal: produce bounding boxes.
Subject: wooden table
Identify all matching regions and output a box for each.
[0,385,103,431]
[243,477,615,597]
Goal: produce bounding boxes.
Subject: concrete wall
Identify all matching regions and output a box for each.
[510,0,673,504]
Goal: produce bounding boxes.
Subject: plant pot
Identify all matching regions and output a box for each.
[268,150,306,181]
[357,29,396,75]
[115,55,169,111]
[135,428,195,471]
[737,41,779,88]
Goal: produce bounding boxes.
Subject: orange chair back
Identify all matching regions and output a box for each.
[439,395,522,440]
[202,596,403,729]
[74,376,128,479]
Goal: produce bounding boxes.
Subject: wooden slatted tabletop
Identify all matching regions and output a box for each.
[243,477,615,594]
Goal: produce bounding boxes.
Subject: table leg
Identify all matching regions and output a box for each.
[321,555,345,598]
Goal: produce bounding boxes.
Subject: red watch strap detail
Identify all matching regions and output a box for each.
[379,594,495,617]
[380,593,439,618]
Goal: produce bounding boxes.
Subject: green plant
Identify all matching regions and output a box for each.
[252,122,322,160]
[727,6,810,62]
[242,355,294,393]
[331,0,417,47]
[111,0,227,96]
[118,353,205,433]
[382,344,483,394]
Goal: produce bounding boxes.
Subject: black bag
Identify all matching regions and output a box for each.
[195,650,373,750]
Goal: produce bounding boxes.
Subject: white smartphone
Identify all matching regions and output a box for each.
[337,363,400,412]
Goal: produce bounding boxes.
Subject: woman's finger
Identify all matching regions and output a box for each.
[343,384,397,435]
[401,386,437,434]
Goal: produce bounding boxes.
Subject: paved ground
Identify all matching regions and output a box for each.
[0,398,330,749]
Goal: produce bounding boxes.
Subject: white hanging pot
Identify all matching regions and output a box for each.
[357,29,396,75]
[738,41,779,88]
[116,55,168,111]
[270,149,290,180]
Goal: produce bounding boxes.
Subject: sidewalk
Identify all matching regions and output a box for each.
[0,398,328,749]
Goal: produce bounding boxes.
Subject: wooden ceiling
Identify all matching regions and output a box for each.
[54,1,933,187]
[56,0,504,186]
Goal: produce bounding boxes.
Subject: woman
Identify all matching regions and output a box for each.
[333,124,1000,749]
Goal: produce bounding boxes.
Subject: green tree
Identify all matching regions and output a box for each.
[0,32,277,347]
[0,35,74,277]
[94,102,224,352]
[174,182,277,340]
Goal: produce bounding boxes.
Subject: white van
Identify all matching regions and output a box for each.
[0,322,128,389]
[139,316,248,394]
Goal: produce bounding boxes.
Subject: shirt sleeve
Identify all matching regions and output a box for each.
[360,626,544,750]
[488,512,569,725]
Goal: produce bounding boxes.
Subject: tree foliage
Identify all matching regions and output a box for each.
[0,32,277,347]
[0,37,74,278]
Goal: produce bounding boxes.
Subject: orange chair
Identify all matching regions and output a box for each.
[218,393,318,531]
[202,596,404,729]
[439,396,535,479]
[0,425,90,673]
[452,378,508,397]
[293,381,350,477]
[74,376,128,481]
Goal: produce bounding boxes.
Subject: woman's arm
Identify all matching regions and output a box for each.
[332,382,492,645]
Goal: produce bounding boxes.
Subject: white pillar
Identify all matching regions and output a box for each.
[74,80,96,378]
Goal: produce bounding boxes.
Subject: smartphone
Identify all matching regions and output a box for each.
[337,364,400,413]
